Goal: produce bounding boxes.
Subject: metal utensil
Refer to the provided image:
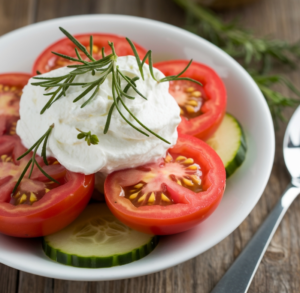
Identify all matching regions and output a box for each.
[211,106,300,293]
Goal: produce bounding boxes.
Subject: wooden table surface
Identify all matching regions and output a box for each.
[1,0,300,292]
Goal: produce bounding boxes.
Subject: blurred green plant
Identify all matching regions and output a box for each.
[174,0,300,126]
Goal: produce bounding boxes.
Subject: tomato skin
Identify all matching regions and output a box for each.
[0,135,95,237]
[33,33,147,74]
[154,60,227,140]
[0,172,94,237]
[104,134,226,235]
[0,73,31,136]
[0,73,31,87]
[0,171,94,238]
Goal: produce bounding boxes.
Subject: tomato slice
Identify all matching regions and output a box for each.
[33,33,148,74]
[104,134,226,235]
[154,60,227,140]
[0,73,31,136]
[0,135,94,237]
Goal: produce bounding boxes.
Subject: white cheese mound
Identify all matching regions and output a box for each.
[17,56,180,175]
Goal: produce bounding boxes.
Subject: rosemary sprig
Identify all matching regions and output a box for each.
[173,0,300,122]
[174,0,300,71]
[32,27,202,146]
[12,124,59,195]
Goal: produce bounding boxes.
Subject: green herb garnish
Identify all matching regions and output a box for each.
[173,0,300,124]
[12,124,59,195]
[32,27,201,144]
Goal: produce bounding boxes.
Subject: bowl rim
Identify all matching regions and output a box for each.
[0,14,275,281]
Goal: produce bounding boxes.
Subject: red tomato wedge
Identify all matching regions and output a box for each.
[33,33,147,74]
[0,135,94,237]
[154,60,227,140]
[0,73,31,136]
[104,134,226,235]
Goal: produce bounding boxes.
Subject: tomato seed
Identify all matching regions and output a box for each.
[186,87,195,92]
[192,91,201,97]
[129,192,139,200]
[138,194,146,203]
[29,193,37,203]
[161,193,171,202]
[148,192,155,204]
[182,178,194,186]
[176,156,186,161]
[134,183,143,189]
[183,158,194,165]
[187,100,198,106]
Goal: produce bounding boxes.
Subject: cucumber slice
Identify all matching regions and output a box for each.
[43,204,159,268]
[206,113,247,178]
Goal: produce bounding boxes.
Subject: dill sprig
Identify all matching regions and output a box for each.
[12,124,59,195]
[173,0,300,122]
[32,27,202,145]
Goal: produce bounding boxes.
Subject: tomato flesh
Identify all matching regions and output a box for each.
[154,60,227,140]
[0,73,31,136]
[169,80,205,119]
[123,153,203,208]
[104,134,226,235]
[0,85,21,117]
[0,135,94,237]
[9,160,62,206]
[33,33,148,74]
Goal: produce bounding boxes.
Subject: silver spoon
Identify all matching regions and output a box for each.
[211,106,300,293]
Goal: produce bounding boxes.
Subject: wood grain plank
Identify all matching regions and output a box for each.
[0,265,18,293]
[219,1,300,292]
[0,0,33,36]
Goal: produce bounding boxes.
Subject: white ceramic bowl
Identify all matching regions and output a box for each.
[0,15,274,281]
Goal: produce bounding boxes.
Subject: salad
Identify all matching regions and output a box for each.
[0,28,246,268]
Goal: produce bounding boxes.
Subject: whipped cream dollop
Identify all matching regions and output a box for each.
[17,56,180,175]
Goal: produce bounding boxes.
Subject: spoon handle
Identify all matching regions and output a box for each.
[211,183,300,293]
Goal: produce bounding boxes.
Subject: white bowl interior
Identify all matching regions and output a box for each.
[0,15,274,281]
